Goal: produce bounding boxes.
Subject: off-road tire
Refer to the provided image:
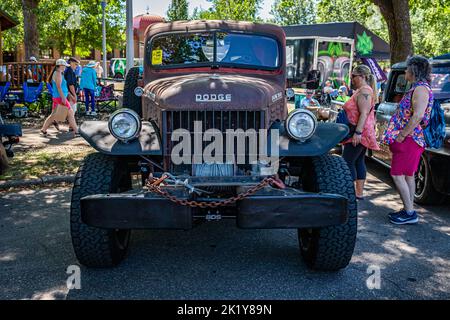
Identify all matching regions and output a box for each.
[70,153,132,268]
[414,154,444,205]
[299,154,357,271]
[123,66,142,117]
[0,143,8,175]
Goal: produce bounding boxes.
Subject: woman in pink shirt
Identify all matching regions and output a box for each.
[342,65,380,199]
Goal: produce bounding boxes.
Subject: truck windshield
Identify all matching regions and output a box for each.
[387,65,450,102]
[150,31,280,70]
[430,66,450,94]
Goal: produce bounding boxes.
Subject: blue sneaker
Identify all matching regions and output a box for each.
[389,210,419,225]
[388,209,406,219]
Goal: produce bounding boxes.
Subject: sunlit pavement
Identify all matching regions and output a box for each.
[0,160,449,300]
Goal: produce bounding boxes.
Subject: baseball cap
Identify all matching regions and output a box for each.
[29,56,37,62]
[338,86,347,93]
[56,59,69,67]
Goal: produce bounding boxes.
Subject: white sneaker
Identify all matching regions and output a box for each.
[86,111,91,116]
[91,111,97,116]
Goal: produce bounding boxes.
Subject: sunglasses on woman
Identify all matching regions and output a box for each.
[351,73,363,78]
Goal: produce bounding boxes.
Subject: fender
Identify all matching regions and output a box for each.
[80,121,162,156]
[268,121,349,157]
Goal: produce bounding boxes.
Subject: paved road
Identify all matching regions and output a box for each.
[0,160,449,300]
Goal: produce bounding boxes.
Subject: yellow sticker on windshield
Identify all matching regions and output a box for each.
[152,50,163,65]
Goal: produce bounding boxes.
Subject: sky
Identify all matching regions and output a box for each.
[133,0,275,20]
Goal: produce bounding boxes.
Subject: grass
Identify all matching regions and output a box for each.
[0,149,93,182]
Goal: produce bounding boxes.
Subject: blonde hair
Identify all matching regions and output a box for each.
[353,65,378,104]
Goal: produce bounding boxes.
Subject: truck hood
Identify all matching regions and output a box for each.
[144,73,285,111]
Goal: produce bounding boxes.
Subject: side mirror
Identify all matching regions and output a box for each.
[134,87,144,97]
[286,88,295,99]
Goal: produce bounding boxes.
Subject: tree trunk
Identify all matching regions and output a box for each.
[67,29,77,57]
[372,0,413,64]
[22,0,40,60]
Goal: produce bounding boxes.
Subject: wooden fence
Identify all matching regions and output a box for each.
[2,62,55,89]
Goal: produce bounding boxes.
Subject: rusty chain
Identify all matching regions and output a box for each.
[145,175,276,209]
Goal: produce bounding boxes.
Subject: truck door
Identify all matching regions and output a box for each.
[373,70,412,164]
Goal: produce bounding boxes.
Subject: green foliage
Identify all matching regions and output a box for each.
[318,0,450,57]
[167,0,189,21]
[1,0,125,58]
[409,0,450,57]
[0,0,24,52]
[317,0,388,42]
[38,0,126,57]
[198,0,263,21]
[270,0,317,25]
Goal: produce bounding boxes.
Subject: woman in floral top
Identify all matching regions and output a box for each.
[382,56,433,225]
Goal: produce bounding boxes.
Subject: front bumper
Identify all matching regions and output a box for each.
[80,186,349,230]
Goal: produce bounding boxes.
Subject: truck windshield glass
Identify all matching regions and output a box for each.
[430,66,450,94]
[387,66,450,102]
[151,32,280,69]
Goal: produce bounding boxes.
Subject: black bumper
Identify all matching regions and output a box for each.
[80,187,349,230]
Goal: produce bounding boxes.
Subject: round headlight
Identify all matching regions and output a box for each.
[286,109,317,141]
[108,109,141,142]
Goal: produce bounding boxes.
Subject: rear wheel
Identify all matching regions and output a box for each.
[70,153,132,268]
[122,67,142,117]
[414,154,444,205]
[298,154,357,271]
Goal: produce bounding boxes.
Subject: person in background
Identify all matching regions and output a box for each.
[341,65,380,200]
[27,56,42,82]
[336,86,350,103]
[323,80,334,95]
[65,57,80,115]
[80,61,98,116]
[382,56,433,225]
[41,59,79,137]
[300,89,319,108]
[95,62,104,82]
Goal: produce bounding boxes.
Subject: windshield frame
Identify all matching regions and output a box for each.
[147,29,282,71]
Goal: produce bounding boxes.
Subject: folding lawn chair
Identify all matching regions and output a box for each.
[95,84,118,113]
[22,82,44,104]
[0,82,11,103]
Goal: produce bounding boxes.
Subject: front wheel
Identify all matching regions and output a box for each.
[0,143,8,175]
[298,154,357,271]
[70,153,132,268]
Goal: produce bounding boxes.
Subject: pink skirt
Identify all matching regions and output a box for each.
[389,137,424,176]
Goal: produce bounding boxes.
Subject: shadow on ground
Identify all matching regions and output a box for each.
[0,161,449,300]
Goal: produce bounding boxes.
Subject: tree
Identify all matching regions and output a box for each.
[198,0,263,21]
[22,0,40,59]
[38,0,126,58]
[167,0,189,21]
[317,0,388,42]
[0,0,23,52]
[409,0,450,58]
[270,0,316,25]
[317,0,413,63]
[371,0,413,64]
